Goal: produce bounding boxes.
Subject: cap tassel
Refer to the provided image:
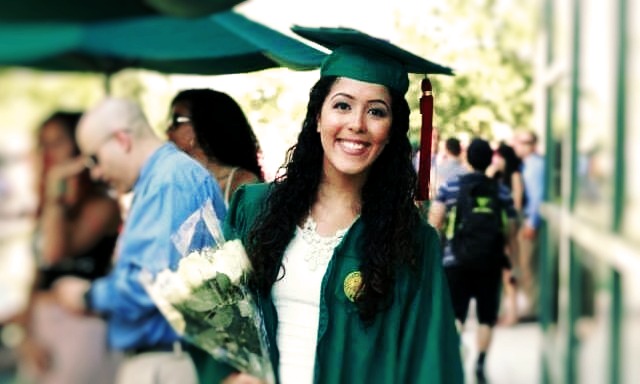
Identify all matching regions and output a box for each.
[417,77,433,201]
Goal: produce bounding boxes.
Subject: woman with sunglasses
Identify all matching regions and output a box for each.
[166,89,264,205]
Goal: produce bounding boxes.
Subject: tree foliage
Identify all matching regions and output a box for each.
[399,0,538,143]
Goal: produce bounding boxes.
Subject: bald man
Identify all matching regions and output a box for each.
[53,98,227,384]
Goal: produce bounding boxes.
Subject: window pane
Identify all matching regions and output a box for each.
[622,0,640,243]
[573,0,615,228]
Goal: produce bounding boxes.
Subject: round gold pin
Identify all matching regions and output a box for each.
[343,271,363,302]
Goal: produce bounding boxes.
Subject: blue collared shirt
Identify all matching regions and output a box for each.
[522,153,545,229]
[87,143,227,350]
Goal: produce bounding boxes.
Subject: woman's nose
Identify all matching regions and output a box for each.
[347,111,366,133]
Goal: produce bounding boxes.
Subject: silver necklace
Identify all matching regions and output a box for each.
[299,215,349,271]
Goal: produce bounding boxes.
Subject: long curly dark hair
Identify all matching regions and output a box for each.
[246,76,421,323]
[171,89,264,180]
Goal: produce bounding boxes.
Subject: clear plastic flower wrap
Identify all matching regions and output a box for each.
[140,199,275,384]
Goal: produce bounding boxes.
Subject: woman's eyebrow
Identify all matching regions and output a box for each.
[330,93,390,108]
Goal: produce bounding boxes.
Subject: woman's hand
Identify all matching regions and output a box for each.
[221,372,265,384]
[521,224,537,240]
[48,156,87,179]
[52,276,92,314]
[45,157,87,203]
[18,336,52,376]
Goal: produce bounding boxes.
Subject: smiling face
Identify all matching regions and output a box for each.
[316,77,392,180]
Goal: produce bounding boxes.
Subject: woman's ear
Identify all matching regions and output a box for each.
[316,112,321,132]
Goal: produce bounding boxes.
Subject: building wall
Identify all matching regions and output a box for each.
[538,0,640,383]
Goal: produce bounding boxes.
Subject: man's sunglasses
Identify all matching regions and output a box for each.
[83,130,129,170]
[167,114,192,131]
[85,154,99,169]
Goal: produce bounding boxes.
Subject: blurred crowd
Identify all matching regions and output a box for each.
[0,89,264,384]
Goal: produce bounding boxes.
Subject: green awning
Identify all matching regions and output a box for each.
[0,0,246,21]
[0,11,327,75]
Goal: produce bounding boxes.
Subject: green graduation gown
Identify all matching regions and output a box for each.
[189,183,464,384]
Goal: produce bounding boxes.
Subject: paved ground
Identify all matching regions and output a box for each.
[0,322,549,384]
[461,320,542,384]
[1,322,543,384]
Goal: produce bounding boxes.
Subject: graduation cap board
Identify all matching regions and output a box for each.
[291,26,454,201]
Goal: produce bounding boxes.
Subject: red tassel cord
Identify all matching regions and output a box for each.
[417,77,433,201]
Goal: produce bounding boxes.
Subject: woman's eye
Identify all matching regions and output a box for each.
[369,107,389,118]
[333,101,351,110]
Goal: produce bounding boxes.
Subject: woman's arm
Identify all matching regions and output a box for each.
[511,171,524,213]
[66,198,120,256]
[41,194,119,266]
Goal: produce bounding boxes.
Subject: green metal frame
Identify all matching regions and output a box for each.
[567,0,580,211]
[565,244,580,384]
[608,0,627,383]
[613,0,627,233]
[540,1,554,384]
[539,0,631,383]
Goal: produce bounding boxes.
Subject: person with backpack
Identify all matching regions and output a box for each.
[429,138,518,381]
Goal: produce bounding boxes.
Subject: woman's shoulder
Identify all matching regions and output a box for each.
[227,183,271,217]
[224,182,272,238]
[230,167,261,184]
[233,182,271,200]
[227,167,261,196]
[412,215,442,267]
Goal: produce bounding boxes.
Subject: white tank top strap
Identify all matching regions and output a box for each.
[223,167,239,204]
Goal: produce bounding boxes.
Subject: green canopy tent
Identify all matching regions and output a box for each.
[0,11,327,91]
[0,0,246,21]
[84,11,327,74]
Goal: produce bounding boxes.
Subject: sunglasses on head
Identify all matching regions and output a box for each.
[167,114,192,131]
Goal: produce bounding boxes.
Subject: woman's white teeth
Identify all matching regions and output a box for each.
[341,140,365,150]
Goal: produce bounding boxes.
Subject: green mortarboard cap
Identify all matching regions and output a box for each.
[291,26,454,94]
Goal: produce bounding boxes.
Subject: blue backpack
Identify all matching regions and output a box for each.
[446,174,507,269]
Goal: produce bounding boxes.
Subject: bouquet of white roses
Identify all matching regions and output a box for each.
[140,200,275,384]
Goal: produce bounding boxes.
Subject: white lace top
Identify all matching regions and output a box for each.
[272,216,350,384]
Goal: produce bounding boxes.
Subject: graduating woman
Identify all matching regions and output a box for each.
[190,27,464,384]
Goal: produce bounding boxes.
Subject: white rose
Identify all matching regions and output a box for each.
[210,239,251,283]
[140,270,187,334]
[162,307,186,335]
[177,252,217,288]
[155,270,192,304]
